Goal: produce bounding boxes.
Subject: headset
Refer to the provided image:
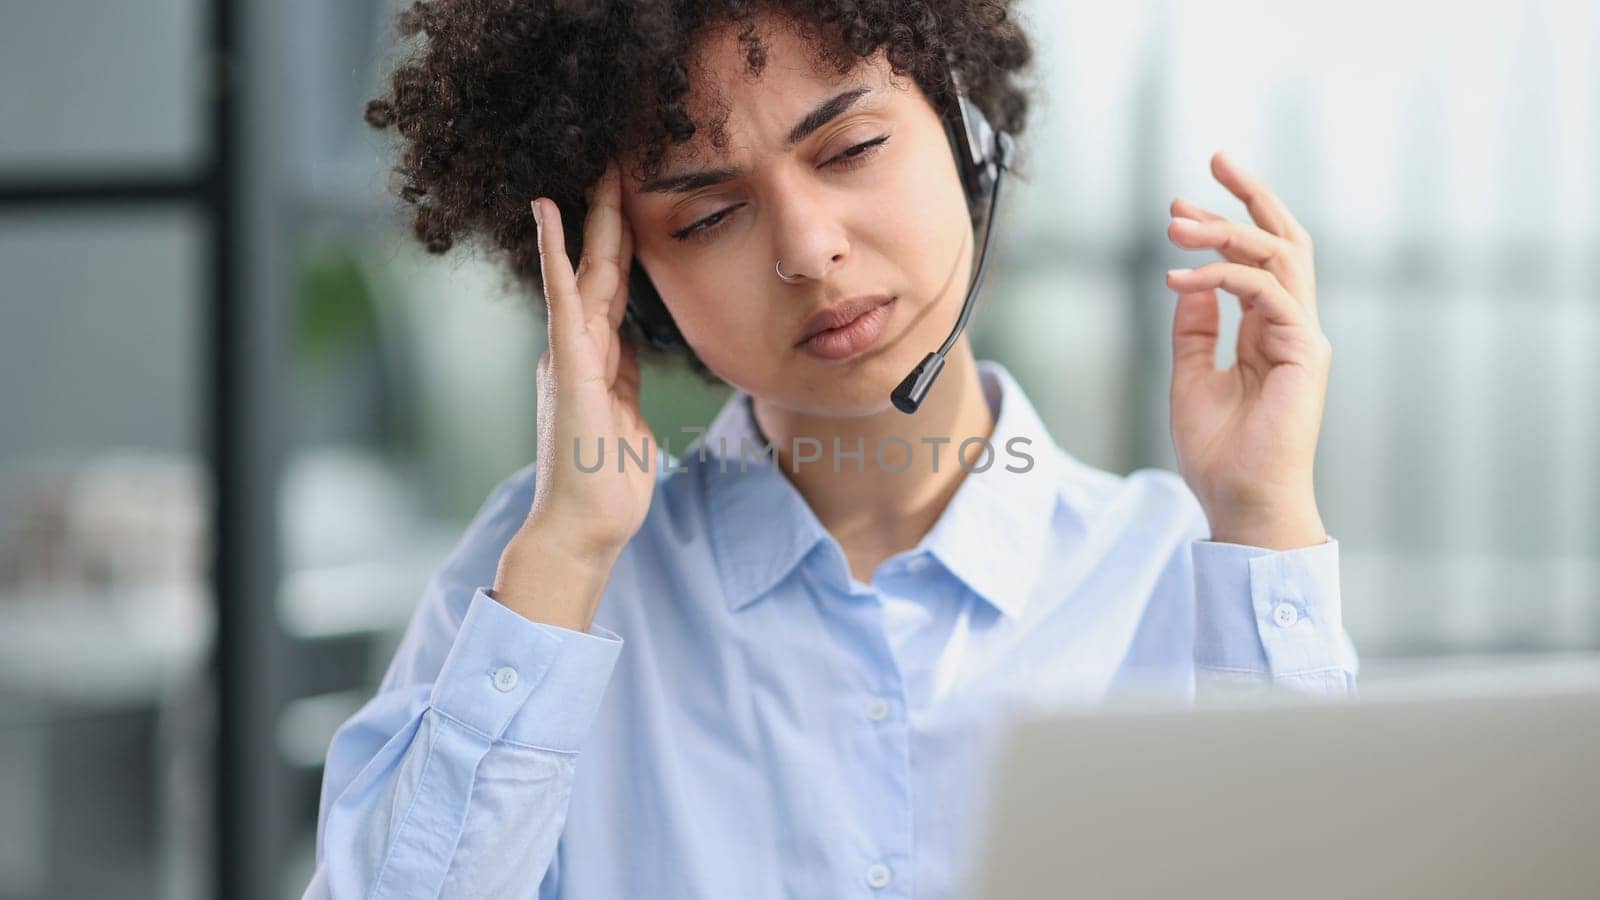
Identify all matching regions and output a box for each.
[622,64,1016,415]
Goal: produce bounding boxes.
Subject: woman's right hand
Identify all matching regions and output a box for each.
[524,161,656,561]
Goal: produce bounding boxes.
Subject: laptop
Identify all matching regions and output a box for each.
[970,681,1600,899]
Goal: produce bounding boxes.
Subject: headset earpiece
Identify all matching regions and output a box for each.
[943,67,1016,223]
[624,263,684,349]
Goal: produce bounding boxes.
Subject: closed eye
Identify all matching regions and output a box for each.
[669,135,892,243]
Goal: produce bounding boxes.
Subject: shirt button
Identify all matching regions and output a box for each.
[865,863,892,888]
[1272,602,1300,628]
[865,697,891,721]
[492,666,519,692]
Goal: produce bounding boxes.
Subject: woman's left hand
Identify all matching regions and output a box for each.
[1164,151,1330,551]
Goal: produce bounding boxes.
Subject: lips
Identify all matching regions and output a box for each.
[795,294,896,346]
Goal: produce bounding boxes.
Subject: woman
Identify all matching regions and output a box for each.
[308,1,1356,896]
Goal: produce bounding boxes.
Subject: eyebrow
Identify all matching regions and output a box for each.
[638,86,875,194]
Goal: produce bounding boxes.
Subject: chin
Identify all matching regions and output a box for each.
[786,353,922,416]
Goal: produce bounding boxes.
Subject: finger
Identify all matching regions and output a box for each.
[605,319,621,385]
[1166,262,1306,328]
[536,348,554,408]
[615,337,642,409]
[534,197,586,360]
[608,215,634,334]
[577,163,625,324]
[1170,196,1225,223]
[1167,215,1307,297]
[1210,151,1311,246]
[1171,289,1220,380]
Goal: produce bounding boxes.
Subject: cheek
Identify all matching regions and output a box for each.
[649,260,775,365]
[874,141,972,291]
[625,226,750,344]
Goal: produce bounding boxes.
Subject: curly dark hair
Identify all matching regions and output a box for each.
[363,0,1037,385]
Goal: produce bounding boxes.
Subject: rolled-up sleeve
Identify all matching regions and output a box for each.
[1191,535,1359,699]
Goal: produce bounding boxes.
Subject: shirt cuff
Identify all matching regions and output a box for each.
[428,587,623,752]
[1192,534,1353,677]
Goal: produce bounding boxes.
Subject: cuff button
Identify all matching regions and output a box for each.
[1271,601,1300,628]
[492,665,520,692]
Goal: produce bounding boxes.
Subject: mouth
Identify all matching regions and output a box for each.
[794,294,897,347]
[795,295,897,361]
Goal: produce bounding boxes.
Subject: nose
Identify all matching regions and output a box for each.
[768,176,849,283]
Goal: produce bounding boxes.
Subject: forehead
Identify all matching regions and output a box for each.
[663,15,902,163]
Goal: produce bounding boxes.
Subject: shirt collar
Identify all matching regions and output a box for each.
[688,359,1093,619]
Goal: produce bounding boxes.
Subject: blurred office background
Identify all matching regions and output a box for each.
[0,0,1595,896]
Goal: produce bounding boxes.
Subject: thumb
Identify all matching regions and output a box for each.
[1171,289,1220,381]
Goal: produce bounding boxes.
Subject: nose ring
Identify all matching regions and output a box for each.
[775,259,802,283]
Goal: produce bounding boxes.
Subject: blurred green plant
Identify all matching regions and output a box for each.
[294,244,380,366]
[290,240,418,456]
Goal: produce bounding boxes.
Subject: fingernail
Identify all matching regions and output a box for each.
[1171,216,1200,228]
[531,198,544,228]
[1167,268,1192,277]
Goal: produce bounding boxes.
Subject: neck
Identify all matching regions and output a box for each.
[750,340,995,560]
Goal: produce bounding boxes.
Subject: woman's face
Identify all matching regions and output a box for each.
[620,16,976,417]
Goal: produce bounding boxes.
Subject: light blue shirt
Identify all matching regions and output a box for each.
[306,358,1358,899]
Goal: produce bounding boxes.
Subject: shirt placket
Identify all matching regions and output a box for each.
[801,551,916,897]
